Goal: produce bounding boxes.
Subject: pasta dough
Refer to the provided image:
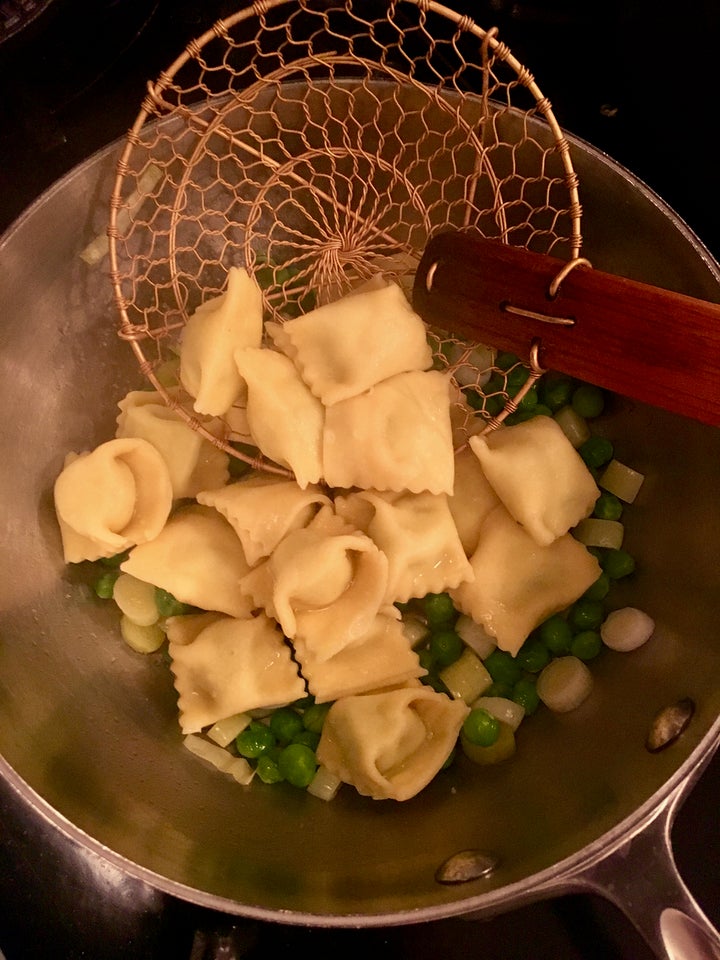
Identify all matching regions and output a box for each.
[448,445,501,556]
[316,686,469,801]
[292,613,426,703]
[121,505,254,619]
[240,506,389,660]
[53,437,173,563]
[234,347,324,488]
[116,390,229,499]
[180,266,263,416]
[268,280,433,404]
[323,370,455,494]
[196,473,330,566]
[169,613,305,733]
[469,416,599,546]
[336,489,474,603]
[450,505,602,655]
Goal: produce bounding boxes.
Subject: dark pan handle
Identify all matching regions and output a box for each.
[413,231,720,427]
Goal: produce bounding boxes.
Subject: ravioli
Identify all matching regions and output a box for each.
[450,504,602,655]
[53,437,173,563]
[268,280,432,404]
[179,265,263,417]
[317,685,469,801]
[116,389,229,499]
[448,445,501,556]
[169,613,305,733]
[121,505,253,619]
[469,416,599,546]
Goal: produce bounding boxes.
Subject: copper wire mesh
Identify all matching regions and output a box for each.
[108,0,582,473]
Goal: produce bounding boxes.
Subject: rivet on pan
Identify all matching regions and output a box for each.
[435,849,499,885]
[646,697,695,753]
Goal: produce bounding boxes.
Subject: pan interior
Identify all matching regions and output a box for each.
[1,95,719,922]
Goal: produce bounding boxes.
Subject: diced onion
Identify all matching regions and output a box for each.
[599,459,645,503]
[455,614,497,660]
[601,607,655,652]
[81,163,162,264]
[554,406,591,448]
[228,756,255,785]
[402,615,430,648]
[119,615,165,654]
[307,765,343,801]
[472,695,525,731]
[537,656,593,713]
[461,721,516,765]
[573,518,624,549]
[113,573,159,627]
[439,648,493,703]
[207,713,252,747]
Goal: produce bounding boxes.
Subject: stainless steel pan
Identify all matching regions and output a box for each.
[1,121,719,958]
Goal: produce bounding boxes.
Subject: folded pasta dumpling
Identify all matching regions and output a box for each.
[268,280,432,404]
[317,686,469,801]
[448,445,502,556]
[180,266,263,416]
[450,505,602,655]
[121,505,253,619]
[292,612,426,703]
[197,473,331,566]
[336,489,473,603]
[323,370,454,494]
[116,390,229,499]
[240,506,388,660]
[169,613,305,733]
[234,347,324,488]
[469,417,599,546]
[164,611,225,646]
[53,437,173,563]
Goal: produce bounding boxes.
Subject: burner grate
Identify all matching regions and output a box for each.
[0,0,53,43]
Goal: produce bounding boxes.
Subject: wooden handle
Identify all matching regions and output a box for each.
[413,231,720,427]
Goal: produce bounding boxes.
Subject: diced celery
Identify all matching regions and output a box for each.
[402,615,430,648]
[573,517,624,549]
[554,405,591,448]
[599,459,645,503]
[207,713,252,748]
[455,614,497,660]
[537,656,593,712]
[113,573,159,627]
[119,615,165,654]
[307,765,343,801]
[461,720,516,765]
[439,648,493,703]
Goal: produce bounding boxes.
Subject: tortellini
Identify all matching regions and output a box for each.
[268,280,433,404]
[323,370,455,494]
[450,504,602,655]
[196,473,330,566]
[169,613,305,734]
[234,347,324,488]
[116,390,229,499]
[180,266,263,416]
[335,489,474,603]
[316,685,469,801]
[469,416,599,546]
[53,437,172,563]
[121,505,253,619]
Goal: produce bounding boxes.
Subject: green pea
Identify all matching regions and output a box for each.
[514,636,551,673]
[302,701,331,734]
[602,548,636,579]
[571,630,603,661]
[269,707,304,744]
[421,673,450,694]
[483,648,523,686]
[442,747,457,770]
[571,384,605,418]
[256,755,284,784]
[496,352,520,370]
[517,384,539,411]
[429,628,463,667]
[593,491,623,521]
[540,377,574,412]
[532,403,553,418]
[94,570,119,599]
[424,592,456,627]
[569,599,605,631]
[483,681,514,699]
[100,550,130,568]
[155,587,188,618]
[418,648,435,673]
[512,676,540,716]
[292,729,321,751]
[538,614,572,655]
[462,708,500,747]
[235,722,276,759]
[277,743,318,788]
[506,364,530,396]
[579,436,614,469]
[292,694,315,711]
[583,572,611,602]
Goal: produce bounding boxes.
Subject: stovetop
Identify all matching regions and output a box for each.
[1,1,718,957]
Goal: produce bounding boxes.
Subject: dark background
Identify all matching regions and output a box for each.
[1,1,719,957]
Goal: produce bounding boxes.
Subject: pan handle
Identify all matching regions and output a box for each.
[549,775,720,960]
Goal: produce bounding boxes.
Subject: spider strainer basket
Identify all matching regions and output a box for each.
[109,0,582,474]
